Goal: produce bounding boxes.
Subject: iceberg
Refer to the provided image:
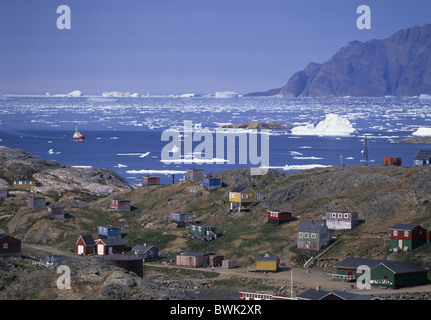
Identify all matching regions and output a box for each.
[215,91,239,98]
[412,127,431,137]
[419,94,431,99]
[67,90,83,97]
[291,113,358,137]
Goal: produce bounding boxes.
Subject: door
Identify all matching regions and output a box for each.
[97,244,104,255]
[108,247,113,255]
[77,245,84,255]
[399,239,403,249]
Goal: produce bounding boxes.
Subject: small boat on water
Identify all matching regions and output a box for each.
[73,127,85,141]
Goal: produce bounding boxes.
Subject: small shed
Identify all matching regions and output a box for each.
[75,235,96,255]
[256,254,279,272]
[267,210,292,225]
[111,199,131,212]
[222,259,236,269]
[0,189,8,198]
[0,234,21,257]
[95,238,126,255]
[132,244,159,261]
[414,150,431,166]
[390,224,427,251]
[47,204,65,219]
[202,177,222,189]
[97,225,121,239]
[325,211,358,230]
[383,157,402,166]
[170,211,193,227]
[209,254,224,267]
[27,196,46,209]
[186,168,206,182]
[142,176,160,186]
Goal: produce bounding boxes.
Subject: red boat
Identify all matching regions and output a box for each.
[73,127,85,141]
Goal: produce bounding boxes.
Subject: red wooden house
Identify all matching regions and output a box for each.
[142,176,160,185]
[390,224,427,251]
[75,235,96,255]
[27,196,46,209]
[95,238,126,255]
[267,210,293,225]
[0,234,21,257]
[383,157,402,166]
[111,199,131,212]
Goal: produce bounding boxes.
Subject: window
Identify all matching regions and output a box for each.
[344,214,349,219]
[404,231,409,237]
[311,233,316,239]
[338,213,342,219]
[299,232,303,238]
[393,230,398,236]
[332,213,336,218]
[3,243,8,249]
[304,233,309,238]
[241,194,248,199]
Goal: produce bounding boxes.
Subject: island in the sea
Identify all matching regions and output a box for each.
[218,121,292,130]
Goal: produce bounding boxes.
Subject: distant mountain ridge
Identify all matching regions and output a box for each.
[246,24,431,97]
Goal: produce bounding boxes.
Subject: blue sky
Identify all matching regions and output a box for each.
[1,0,430,95]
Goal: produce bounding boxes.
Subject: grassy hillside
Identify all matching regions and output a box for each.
[2,156,431,271]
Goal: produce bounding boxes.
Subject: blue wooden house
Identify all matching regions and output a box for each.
[170,212,194,227]
[202,177,222,189]
[97,225,121,239]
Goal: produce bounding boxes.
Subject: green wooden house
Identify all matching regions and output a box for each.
[297,220,332,251]
[190,224,218,241]
[335,257,428,288]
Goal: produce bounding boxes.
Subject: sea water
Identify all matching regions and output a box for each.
[0,95,430,185]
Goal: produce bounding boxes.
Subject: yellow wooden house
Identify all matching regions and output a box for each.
[256,254,279,272]
[229,187,261,211]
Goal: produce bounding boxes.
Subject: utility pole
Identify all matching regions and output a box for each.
[362,138,369,165]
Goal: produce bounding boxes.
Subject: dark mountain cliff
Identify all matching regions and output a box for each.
[246,24,431,97]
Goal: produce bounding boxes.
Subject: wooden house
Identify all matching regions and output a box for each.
[98,225,121,239]
[297,220,332,251]
[229,187,261,211]
[0,234,21,257]
[267,210,292,225]
[186,168,206,182]
[13,180,37,188]
[335,257,428,288]
[383,157,402,166]
[95,238,126,255]
[390,224,427,251]
[75,235,96,255]
[256,254,279,272]
[414,150,431,166]
[27,196,46,209]
[170,211,193,227]
[142,176,160,186]
[47,204,65,219]
[222,259,236,269]
[297,288,382,300]
[0,189,8,198]
[209,254,224,267]
[202,177,222,189]
[324,211,358,230]
[132,244,159,262]
[111,199,131,212]
[190,224,217,241]
[176,252,209,268]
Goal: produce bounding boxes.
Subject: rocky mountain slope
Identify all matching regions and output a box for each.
[246,24,431,97]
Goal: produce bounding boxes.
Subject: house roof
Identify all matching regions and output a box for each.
[390,224,422,231]
[298,288,380,300]
[336,257,428,273]
[179,252,209,257]
[230,187,250,193]
[297,221,328,233]
[78,235,95,246]
[256,254,279,262]
[132,245,156,254]
[414,150,431,160]
[0,234,20,242]
[97,238,126,246]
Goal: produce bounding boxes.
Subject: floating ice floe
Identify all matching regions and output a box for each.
[115,164,128,168]
[48,149,61,154]
[419,94,431,99]
[412,127,431,137]
[291,113,358,137]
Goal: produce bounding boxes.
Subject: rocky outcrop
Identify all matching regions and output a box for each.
[245,24,431,97]
[0,146,135,196]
